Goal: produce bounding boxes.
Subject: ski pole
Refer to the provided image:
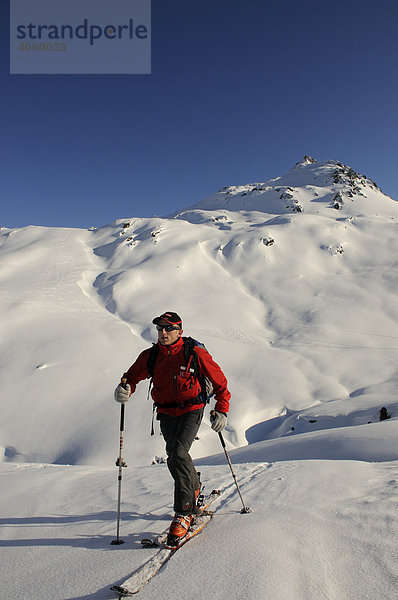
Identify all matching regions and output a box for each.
[211,410,251,514]
[111,378,128,545]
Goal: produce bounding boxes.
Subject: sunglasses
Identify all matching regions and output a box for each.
[156,324,180,332]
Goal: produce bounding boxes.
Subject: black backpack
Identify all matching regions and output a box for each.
[147,336,214,405]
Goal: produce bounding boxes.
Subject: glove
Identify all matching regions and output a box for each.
[210,411,227,433]
[114,382,131,403]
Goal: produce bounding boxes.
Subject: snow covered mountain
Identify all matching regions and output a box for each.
[1,156,398,467]
[1,156,398,600]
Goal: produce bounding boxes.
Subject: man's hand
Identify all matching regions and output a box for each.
[210,411,227,433]
[114,382,131,403]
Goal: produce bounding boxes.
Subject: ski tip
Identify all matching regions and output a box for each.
[110,584,133,597]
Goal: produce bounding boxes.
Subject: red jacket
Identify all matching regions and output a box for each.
[123,336,230,417]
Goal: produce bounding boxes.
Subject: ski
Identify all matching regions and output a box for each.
[110,489,221,597]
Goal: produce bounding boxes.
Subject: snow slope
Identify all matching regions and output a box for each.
[1,156,397,466]
[1,449,397,600]
[1,156,398,599]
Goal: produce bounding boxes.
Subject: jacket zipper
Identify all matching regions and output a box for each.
[168,348,178,399]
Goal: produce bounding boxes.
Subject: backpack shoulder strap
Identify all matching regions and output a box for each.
[182,336,195,355]
[183,336,203,376]
[147,343,160,378]
[184,337,214,402]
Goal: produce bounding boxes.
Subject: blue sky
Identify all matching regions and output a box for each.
[2,0,398,229]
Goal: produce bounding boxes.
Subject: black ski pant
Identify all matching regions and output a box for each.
[158,408,203,515]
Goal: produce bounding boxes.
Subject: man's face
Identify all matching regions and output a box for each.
[157,320,181,345]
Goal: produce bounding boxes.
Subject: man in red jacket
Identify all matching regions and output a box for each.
[114,311,230,545]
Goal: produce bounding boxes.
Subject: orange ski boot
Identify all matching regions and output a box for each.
[166,514,192,547]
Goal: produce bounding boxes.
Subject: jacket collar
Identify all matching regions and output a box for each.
[157,335,184,355]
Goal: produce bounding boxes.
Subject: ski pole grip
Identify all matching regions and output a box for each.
[120,403,125,431]
[210,410,226,448]
[119,378,127,431]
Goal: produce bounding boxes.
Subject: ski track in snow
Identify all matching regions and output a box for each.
[1,459,397,600]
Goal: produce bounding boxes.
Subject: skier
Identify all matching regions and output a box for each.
[114,311,231,545]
